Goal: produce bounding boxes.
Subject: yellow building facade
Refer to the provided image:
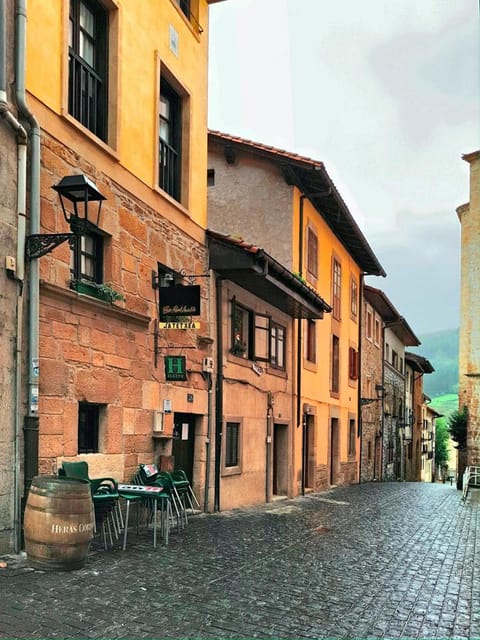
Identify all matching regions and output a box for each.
[2,0,225,542]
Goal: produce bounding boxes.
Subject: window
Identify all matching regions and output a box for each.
[307,227,318,279]
[69,0,108,140]
[331,335,340,394]
[159,77,181,201]
[385,343,390,362]
[270,322,286,369]
[175,0,191,17]
[348,419,356,456]
[332,258,342,320]
[230,299,281,365]
[350,276,358,319]
[392,350,399,370]
[207,169,215,186]
[374,317,381,347]
[225,422,239,467]
[366,307,373,341]
[78,402,101,453]
[223,420,242,475]
[70,229,103,283]
[367,440,372,461]
[306,319,316,363]
[348,347,358,380]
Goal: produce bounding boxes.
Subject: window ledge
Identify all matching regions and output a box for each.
[40,280,151,327]
[221,466,242,477]
[61,112,120,162]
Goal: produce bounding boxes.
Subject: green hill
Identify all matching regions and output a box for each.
[411,328,459,399]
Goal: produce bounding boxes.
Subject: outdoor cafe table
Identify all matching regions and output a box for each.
[118,484,166,549]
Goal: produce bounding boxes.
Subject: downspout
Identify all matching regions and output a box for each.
[0,0,28,554]
[203,370,212,512]
[357,273,364,483]
[379,324,386,480]
[298,194,305,495]
[265,391,273,503]
[15,0,41,499]
[214,274,223,511]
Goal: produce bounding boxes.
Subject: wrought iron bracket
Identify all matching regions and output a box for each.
[26,233,75,260]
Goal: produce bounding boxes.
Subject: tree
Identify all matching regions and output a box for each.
[448,406,468,489]
[435,417,449,471]
[448,406,468,450]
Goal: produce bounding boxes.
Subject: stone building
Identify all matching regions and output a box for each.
[0,0,225,552]
[458,150,480,466]
[208,131,385,499]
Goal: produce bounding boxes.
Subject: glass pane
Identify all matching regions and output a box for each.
[160,95,170,119]
[160,117,169,143]
[80,2,94,36]
[80,34,94,66]
[82,235,94,254]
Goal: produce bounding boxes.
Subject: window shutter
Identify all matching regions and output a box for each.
[254,313,270,362]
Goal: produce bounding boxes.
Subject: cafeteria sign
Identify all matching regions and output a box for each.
[164,356,187,381]
[160,285,201,318]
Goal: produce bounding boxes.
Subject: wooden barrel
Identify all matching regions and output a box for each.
[24,475,94,571]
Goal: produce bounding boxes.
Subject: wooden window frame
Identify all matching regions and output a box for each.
[332,257,342,320]
[331,334,340,395]
[348,419,356,457]
[270,321,286,370]
[306,226,318,280]
[348,346,358,380]
[350,276,358,320]
[222,418,242,476]
[306,319,316,363]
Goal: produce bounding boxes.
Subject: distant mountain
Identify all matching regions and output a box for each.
[411,328,459,398]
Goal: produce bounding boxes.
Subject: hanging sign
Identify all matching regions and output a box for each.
[164,356,187,381]
[160,285,201,318]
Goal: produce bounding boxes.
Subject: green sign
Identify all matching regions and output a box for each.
[164,356,187,381]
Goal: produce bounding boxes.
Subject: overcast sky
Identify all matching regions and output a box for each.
[207,0,479,336]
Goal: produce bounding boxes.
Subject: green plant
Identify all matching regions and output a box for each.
[434,417,450,468]
[95,283,125,303]
[71,279,125,304]
[447,405,468,450]
[292,271,307,285]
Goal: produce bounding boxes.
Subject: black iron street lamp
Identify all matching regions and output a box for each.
[26,174,106,260]
[360,383,386,406]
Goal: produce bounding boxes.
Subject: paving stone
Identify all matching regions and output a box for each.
[1,482,479,639]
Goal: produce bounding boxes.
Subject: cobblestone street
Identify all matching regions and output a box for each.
[1,482,479,639]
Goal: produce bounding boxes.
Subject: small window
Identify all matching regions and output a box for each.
[331,335,340,394]
[374,317,381,347]
[70,229,103,283]
[78,402,101,453]
[348,419,356,456]
[332,258,342,320]
[223,420,242,475]
[68,0,108,140]
[159,77,182,201]
[385,343,390,362]
[207,169,215,186]
[307,227,318,279]
[348,347,358,380]
[306,319,316,363]
[367,440,372,461]
[350,276,358,319]
[366,307,373,341]
[254,314,270,362]
[270,322,286,369]
[231,300,251,358]
[392,350,399,370]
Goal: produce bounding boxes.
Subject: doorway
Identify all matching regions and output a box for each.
[172,413,195,483]
[273,423,288,496]
[330,417,339,485]
[304,414,315,490]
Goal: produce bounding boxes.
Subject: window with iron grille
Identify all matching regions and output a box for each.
[70,229,103,284]
[331,334,340,394]
[69,0,108,140]
[78,402,101,453]
[159,78,181,201]
[332,257,342,320]
[225,422,240,467]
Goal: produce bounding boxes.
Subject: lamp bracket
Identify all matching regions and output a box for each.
[360,397,381,406]
[26,233,75,260]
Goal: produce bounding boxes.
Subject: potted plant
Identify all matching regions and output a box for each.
[71,280,125,304]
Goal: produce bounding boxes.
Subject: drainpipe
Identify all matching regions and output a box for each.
[214,275,223,511]
[265,391,273,503]
[298,195,305,495]
[203,370,212,512]
[0,0,28,554]
[15,0,41,500]
[357,273,364,484]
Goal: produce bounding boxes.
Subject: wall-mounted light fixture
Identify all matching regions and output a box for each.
[361,383,386,407]
[26,174,106,260]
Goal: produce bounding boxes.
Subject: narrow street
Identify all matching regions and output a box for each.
[1,482,479,639]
